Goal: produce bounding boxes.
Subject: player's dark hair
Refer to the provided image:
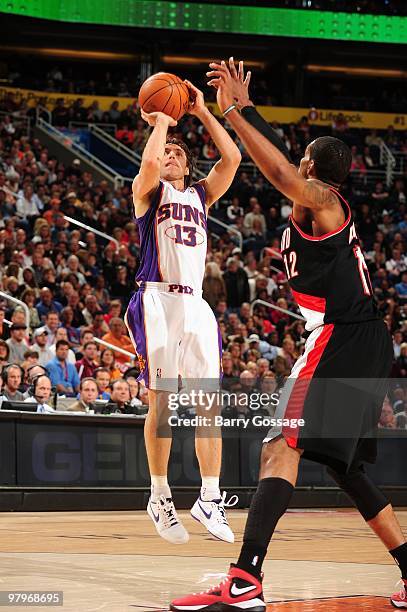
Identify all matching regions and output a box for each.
[165,138,195,188]
[309,137,352,187]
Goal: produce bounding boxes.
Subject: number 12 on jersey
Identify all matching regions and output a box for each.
[281,227,299,280]
[283,251,299,280]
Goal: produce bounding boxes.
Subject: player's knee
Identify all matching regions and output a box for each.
[260,437,297,472]
[327,465,389,521]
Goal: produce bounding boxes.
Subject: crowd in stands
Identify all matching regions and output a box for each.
[5,64,140,102]
[35,94,406,162]
[3,55,407,113]
[5,85,402,168]
[0,96,406,427]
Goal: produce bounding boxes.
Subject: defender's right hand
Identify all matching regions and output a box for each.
[207,57,253,110]
[140,109,177,127]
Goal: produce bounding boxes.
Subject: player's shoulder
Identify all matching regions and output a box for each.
[304,178,338,205]
[189,181,206,207]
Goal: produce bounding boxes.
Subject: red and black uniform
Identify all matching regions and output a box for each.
[239,105,392,469]
[283,191,378,330]
[265,191,392,470]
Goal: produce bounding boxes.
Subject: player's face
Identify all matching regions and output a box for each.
[161,144,189,182]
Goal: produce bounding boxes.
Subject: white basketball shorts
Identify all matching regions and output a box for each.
[125,282,222,392]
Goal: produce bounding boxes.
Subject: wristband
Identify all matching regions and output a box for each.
[222,104,237,117]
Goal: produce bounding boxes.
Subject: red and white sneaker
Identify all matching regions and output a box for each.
[391,579,407,608]
[170,565,265,611]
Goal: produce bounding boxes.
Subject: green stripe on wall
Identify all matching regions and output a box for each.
[0,1,405,44]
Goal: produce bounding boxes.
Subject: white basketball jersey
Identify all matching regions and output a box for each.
[135,180,207,289]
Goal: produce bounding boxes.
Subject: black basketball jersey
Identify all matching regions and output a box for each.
[281,188,379,331]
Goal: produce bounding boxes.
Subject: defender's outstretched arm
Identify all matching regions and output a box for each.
[208,61,336,211]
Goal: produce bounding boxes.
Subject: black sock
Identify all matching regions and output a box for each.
[390,542,407,580]
[237,477,294,578]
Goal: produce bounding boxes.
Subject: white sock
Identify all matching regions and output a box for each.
[201,477,221,501]
[151,475,171,501]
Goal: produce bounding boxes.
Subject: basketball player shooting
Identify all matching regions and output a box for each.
[170,60,406,611]
[125,79,241,545]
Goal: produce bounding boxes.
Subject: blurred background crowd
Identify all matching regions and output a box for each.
[0,78,406,427]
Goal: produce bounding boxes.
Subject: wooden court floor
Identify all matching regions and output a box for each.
[0,508,405,611]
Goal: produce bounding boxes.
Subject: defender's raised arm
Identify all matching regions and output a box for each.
[207,60,339,212]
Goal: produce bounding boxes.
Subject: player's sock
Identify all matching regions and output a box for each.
[390,542,407,579]
[237,477,294,578]
[200,476,221,501]
[151,475,171,501]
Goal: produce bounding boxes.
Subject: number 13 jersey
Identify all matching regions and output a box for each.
[281,188,380,332]
[135,180,207,288]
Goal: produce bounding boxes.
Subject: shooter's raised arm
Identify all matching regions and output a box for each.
[132,110,177,217]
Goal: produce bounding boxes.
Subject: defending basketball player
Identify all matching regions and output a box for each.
[170,60,407,611]
[125,79,241,545]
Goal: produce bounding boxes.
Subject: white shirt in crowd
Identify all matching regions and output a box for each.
[49,343,76,365]
[16,193,42,217]
[24,396,55,413]
[44,326,57,347]
[30,343,54,367]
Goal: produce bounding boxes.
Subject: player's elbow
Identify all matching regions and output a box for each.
[140,156,161,175]
[133,163,160,197]
[228,148,242,167]
[273,164,300,200]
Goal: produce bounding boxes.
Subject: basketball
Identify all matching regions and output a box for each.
[138,72,190,121]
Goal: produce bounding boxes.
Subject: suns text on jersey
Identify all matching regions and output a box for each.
[157,202,207,229]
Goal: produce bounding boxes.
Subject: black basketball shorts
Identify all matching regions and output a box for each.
[264,319,393,470]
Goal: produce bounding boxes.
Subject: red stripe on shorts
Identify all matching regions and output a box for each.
[283,323,334,447]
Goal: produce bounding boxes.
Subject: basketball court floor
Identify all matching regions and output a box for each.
[1,508,405,611]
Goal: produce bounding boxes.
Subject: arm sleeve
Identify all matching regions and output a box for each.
[240,106,292,163]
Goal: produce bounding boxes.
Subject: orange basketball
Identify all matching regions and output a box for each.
[138,72,190,121]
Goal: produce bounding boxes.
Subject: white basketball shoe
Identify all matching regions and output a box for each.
[147,495,189,544]
[190,491,238,543]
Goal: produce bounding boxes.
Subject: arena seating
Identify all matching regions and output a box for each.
[0,97,406,427]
